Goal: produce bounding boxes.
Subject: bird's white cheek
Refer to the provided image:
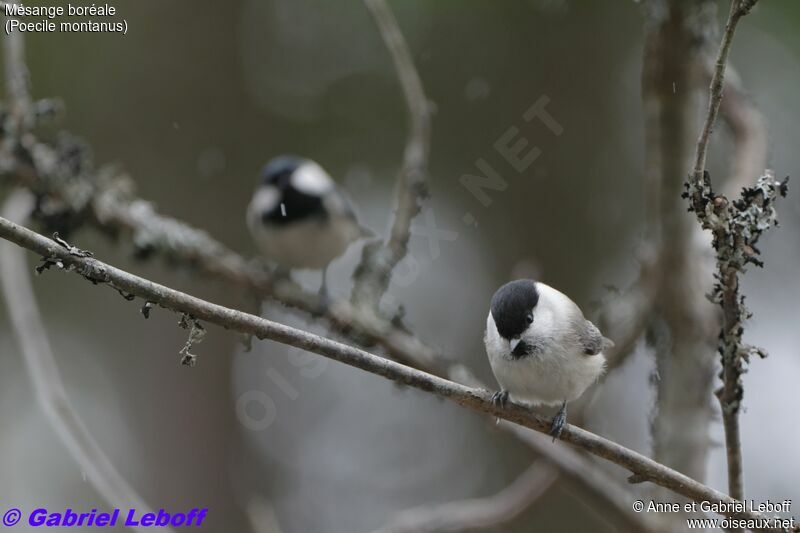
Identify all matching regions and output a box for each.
[250,186,280,216]
[517,322,538,342]
[485,314,507,356]
[526,309,555,339]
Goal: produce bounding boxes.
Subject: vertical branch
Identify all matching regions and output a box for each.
[690,0,756,188]
[685,0,773,506]
[352,0,431,312]
[0,191,173,533]
[2,10,33,131]
[718,252,746,503]
[643,0,769,509]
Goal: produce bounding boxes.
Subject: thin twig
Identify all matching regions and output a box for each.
[0,216,794,533]
[2,9,33,129]
[691,0,756,187]
[686,0,763,504]
[370,461,558,533]
[0,191,173,533]
[352,0,431,311]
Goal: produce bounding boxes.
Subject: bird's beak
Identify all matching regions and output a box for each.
[509,338,521,353]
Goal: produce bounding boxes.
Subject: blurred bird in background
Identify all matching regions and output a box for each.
[247,156,370,298]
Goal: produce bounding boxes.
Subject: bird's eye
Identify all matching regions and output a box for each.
[525,313,534,324]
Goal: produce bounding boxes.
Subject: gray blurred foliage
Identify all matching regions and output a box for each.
[1,1,799,532]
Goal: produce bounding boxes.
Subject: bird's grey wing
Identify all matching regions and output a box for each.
[324,187,373,237]
[579,320,614,356]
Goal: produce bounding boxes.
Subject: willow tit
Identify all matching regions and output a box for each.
[484,279,613,439]
[247,156,368,296]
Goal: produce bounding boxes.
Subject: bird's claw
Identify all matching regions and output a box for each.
[491,390,509,408]
[317,284,330,308]
[549,401,567,441]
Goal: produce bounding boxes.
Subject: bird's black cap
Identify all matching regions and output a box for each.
[490,279,539,340]
[260,155,305,187]
[257,155,328,226]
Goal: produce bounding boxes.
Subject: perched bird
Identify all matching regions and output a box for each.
[484,279,612,439]
[247,156,367,296]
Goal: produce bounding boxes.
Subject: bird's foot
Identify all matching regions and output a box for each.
[549,400,567,442]
[317,285,330,310]
[316,266,332,309]
[491,389,509,408]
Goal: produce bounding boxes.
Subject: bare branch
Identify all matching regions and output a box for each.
[2,12,33,128]
[0,216,794,532]
[370,461,558,533]
[352,0,431,311]
[0,191,174,533]
[684,0,773,505]
[691,0,758,188]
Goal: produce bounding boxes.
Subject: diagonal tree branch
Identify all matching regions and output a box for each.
[0,216,794,533]
[0,191,174,533]
[0,123,662,532]
[0,155,657,530]
[0,11,657,526]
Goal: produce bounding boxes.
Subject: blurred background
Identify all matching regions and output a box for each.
[0,1,798,531]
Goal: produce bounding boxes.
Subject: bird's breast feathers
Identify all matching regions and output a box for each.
[484,283,607,405]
